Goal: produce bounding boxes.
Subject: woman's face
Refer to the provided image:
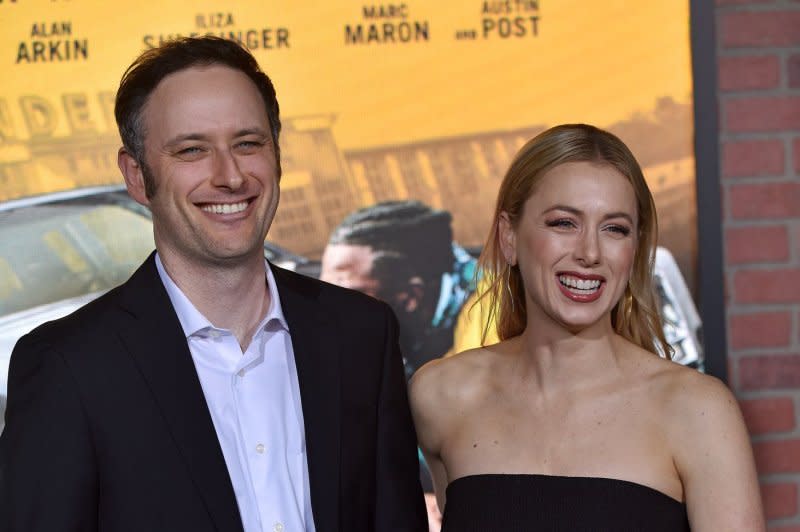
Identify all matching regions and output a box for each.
[500,161,639,332]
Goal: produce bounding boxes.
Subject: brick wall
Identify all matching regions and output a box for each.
[716,0,800,528]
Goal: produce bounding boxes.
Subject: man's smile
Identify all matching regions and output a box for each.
[200,200,250,215]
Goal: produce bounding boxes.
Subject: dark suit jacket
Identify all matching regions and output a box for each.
[0,254,427,531]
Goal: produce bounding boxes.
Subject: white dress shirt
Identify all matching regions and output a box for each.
[156,255,316,532]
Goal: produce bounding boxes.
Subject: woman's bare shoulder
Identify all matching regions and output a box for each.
[613,337,706,391]
[409,342,516,423]
[640,355,749,464]
[409,345,505,454]
[410,345,499,405]
[613,339,736,425]
[646,359,735,421]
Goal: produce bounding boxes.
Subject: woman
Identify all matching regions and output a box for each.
[409,124,764,531]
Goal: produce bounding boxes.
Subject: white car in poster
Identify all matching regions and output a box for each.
[655,247,704,370]
[0,185,317,432]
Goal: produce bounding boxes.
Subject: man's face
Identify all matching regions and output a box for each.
[122,64,279,268]
[320,243,382,297]
[322,241,435,364]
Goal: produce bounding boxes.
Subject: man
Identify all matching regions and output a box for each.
[0,37,426,532]
[320,201,480,378]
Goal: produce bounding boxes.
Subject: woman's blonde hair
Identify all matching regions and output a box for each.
[477,123,670,357]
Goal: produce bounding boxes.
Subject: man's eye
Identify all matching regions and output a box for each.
[237,140,264,149]
[178,146,202,155]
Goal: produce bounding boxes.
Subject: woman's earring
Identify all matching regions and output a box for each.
[506,263,515,314]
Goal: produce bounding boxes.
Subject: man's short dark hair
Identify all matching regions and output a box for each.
[114,36,281,196]
[328,201,454,289]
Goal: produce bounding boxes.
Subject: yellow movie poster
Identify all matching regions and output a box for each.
[0,1,701,395]
[0,7,704,523]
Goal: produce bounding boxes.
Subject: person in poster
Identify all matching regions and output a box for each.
[0,37,426,532]
[409,124,763,530]
[321,200,479,378]
[321,200,486,530]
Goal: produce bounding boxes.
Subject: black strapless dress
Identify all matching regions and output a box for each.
[441,474,690,531]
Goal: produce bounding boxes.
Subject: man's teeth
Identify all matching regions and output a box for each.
[202,201,248,214]
[559,275,601,291]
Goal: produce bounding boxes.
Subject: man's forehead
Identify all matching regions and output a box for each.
[146,64,255,103]
[157,62,242,85]
[323,243,376,270]
[140,64,269,140]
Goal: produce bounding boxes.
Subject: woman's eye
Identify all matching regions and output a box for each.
[546,219,576,229]
[606,225,631,236]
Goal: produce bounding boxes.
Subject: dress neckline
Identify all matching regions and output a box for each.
[446,473,685,505]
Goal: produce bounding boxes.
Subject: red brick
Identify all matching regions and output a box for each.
[722,139,784,178]
[719,55,780,91]
[734,269,800,304]
[794,137,800,173]
[741,397,796,434]
[730,311,792,348]
[761,482,798,519]
[740,354,800,390]
[730,183,800,219]
[726,96,800,132]
[721,11,800,47]
[726,226,789,264]
[790,54,800,88]
[753,439,800,474]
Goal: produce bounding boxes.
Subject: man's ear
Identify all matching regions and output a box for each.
[118,148,149,206]
[394,276,425,313]
[498,212,517,266]
[405,276,425,313]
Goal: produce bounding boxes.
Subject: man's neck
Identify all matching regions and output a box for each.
[159,251,270,350]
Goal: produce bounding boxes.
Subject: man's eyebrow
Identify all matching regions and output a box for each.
[164,133,208,148]
[234,127,270,138]
[163,128,270,148]
[542,205,635,224]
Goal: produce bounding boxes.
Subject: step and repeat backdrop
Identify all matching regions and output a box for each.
[0,1,698,369]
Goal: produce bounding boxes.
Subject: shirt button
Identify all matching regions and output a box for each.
[256,443,265,454]
[237,369,245,378]
[273,522,283,532]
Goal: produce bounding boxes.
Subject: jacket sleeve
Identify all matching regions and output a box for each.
[0,332,98,532]
[373,304,428,531]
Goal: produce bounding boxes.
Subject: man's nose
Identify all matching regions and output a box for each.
[211,150,245,190]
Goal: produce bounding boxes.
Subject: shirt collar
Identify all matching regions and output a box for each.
[264,260,290,332]
[155,253,289,338]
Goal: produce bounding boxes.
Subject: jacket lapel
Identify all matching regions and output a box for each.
[115,254,243,532]
[272,265,341,532]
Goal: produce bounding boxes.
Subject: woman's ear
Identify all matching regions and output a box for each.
[498,212,517,266]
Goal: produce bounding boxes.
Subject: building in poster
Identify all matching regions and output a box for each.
[345,125,546,248]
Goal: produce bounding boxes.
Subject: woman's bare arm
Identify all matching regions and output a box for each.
[670,371,765,531]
